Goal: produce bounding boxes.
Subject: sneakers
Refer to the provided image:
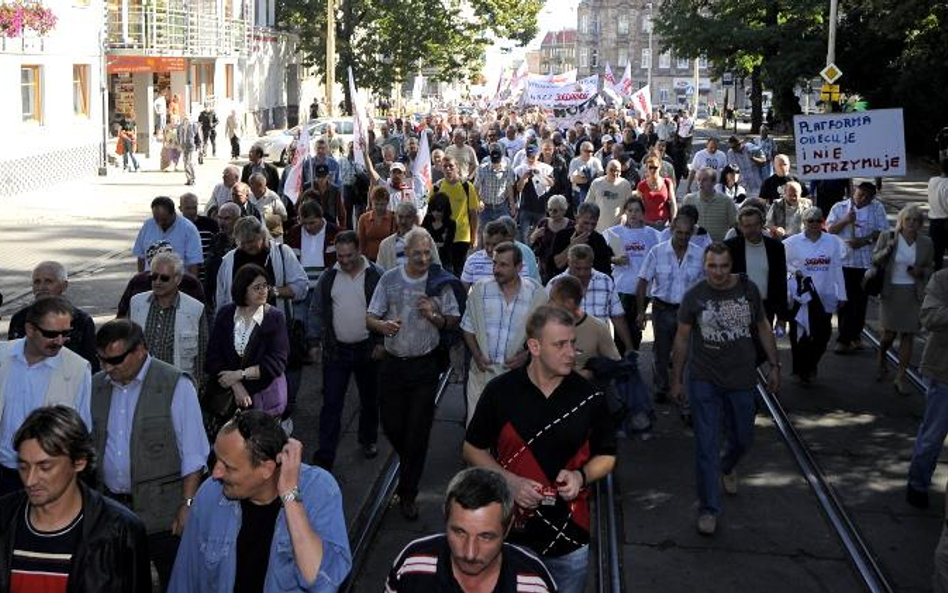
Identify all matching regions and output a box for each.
[893,374,911,396]
[722,471,738,495]
[906,485,929,509]
[697,513,717,536]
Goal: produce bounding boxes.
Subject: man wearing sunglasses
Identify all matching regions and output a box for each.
[0,296,92,497]
[90,319,210,590]
[7,261,99,372]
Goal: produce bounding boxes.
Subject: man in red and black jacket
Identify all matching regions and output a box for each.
[463,305,616,593]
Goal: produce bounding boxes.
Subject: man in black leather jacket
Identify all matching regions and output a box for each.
[0,406,150,592]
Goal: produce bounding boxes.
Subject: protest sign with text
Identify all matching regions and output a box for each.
[793,109,906,180]
[523,75,599,107]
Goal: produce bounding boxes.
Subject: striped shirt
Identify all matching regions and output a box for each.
[11,506,83,593]
[681,191,739,241]
[826,199,889,269]
[549,269,624,320]
[474,162,515,206]
[461,278,544,363]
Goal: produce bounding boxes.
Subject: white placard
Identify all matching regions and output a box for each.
[793,109,906,180]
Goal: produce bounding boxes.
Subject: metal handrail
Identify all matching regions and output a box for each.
[106,5,250,56]
[756,370,894,593]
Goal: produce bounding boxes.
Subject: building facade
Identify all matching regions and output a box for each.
[0,0,303,196]
[575,0,717,112]
[539,29,576,76]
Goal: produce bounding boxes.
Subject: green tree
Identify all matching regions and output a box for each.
[278,0,542,109]
[654,0,826,132]
[836,0,948,153]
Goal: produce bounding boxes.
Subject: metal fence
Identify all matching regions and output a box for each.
[106,4,249,56]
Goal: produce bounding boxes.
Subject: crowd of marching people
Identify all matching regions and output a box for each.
[1,100,947,593]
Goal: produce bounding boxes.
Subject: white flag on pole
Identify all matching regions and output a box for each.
[412,74,424,104]
[412,127,432,197]
[630,85,653,118]
[348,67,368,167]
[617,63,633,97]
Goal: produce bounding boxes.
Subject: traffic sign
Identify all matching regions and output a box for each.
[722,72,733,86]
[820,63,842,84]
[820,83,840,102]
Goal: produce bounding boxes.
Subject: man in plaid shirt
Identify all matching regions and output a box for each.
[548,244,635,355]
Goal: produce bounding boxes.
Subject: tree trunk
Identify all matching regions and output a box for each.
[750,66,763,134]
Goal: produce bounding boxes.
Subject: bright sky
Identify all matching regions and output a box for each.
[480,0,580,88]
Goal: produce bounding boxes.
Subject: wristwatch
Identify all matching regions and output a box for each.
[280,487,302,505]
[184,497,194,508]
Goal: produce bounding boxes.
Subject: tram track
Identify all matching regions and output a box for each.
[341,366,627,592]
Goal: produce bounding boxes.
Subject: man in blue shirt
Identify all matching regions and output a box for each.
[91,319,209,589]
[169,409,352,593]
[0,296,92,497]
[133,196,204,275]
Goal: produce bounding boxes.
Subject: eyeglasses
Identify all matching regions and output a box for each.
[149,273,172,283]
[547,208,564,214]
[804,218,822,223]
[29,323,73,339]
[581,149,592,154]
[647,166,659,170]
[443,164,456,169]
[97,344,137,366]
[249,283,271,293]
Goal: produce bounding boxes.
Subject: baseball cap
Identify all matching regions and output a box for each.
[314,163,330,177]
[601,134,615,144]
[390,162,407,173]
[525,145,539,157]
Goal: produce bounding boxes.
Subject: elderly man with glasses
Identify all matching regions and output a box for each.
[129,251,208,389]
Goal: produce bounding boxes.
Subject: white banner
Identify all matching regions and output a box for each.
[523,75,599,106]
[793,109,906,180]
[617,63,633,97]
[282,124,313,205]
[603,63,617,91]
[546,94,602,129]
[412,126,432,196]
[548,69,577,84]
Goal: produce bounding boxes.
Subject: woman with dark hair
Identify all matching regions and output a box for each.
[205,263,289,420]
[715,164,747,204]
[422,192,456,271]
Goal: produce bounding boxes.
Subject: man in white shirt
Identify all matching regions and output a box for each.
[205,165,241,216]
[154,91,168,135]
[0,296,92,496]
[586,160,634,232]
[499,125,524,160]
[685,137,729,193]
[568,141,604,209]
[444,129,479,181]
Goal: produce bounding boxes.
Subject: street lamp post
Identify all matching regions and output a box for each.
[646,2,653,99]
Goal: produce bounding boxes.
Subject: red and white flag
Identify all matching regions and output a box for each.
[603,63,617,91]
[630,85,653,118]
[348,67,369,166]
[547,69,577,84]
[283,124,312,204]
[617,63,633,97]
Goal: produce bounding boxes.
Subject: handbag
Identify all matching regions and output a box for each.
[862,231,895,297]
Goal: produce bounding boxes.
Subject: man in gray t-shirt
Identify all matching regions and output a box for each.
[669,242,780,536]
[366,227,460,520]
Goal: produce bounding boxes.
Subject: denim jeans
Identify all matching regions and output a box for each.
[908,378,948,490]
[478,202,510,231]
[517,210,545,245]
[315,340,379,468]
[542,544,589,593]
[689,380,756,515]
[651,303,679,399]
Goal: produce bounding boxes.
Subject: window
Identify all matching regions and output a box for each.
[677,56,690,69]
[618,48,628,66]
[590,49,598,68]
[641,48,651,69]
[579,14,589,34]
[699,55,709,69]
[21,65,41,123]
[225,64,234,99]
[659,87,669,103]
[579,47,588,68]
[618,15,629,35]
[659,52,670,69]
[73,64,90,117]
[642,13,652,32]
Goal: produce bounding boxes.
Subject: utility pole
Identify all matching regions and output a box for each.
[647,2,653,105]
[693,57,699,115]
[825,0,838,113]
[325,0,335,116]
